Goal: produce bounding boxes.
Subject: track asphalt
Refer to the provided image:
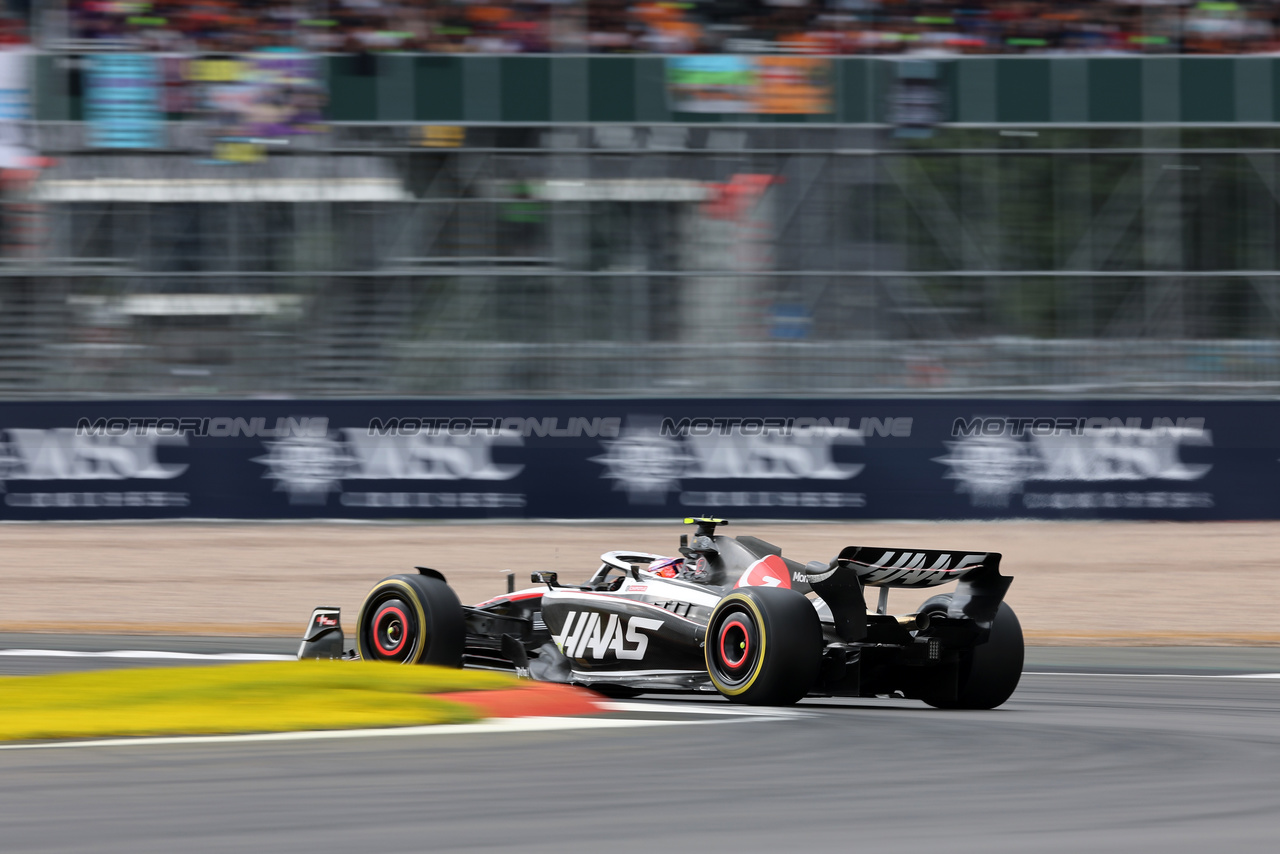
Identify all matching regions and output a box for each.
[0,639,1278,853]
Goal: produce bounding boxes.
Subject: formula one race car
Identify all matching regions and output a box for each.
[300,518,1023,708]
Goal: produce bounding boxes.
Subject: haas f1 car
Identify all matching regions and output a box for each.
[300,518,1023,708]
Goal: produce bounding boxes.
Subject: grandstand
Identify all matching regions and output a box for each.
[4,6,1280,396]
[53,2,1280,56]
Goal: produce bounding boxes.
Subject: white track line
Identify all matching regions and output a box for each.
[0,649,295,662]
[0,712,790,753]
[598,700,814,718]
[1024,670,1280,680]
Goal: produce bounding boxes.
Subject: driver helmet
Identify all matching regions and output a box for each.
[649,556,682,578]
[678,555,712,583]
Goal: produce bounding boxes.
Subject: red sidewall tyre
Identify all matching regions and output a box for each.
[705,587,823,706]
[356,574,466,666]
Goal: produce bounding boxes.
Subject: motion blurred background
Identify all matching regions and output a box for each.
[1,2,1279,639]
[4,2,1280,398]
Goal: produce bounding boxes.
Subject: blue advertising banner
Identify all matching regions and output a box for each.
[0,49,33,168]
[0,399,1260,521]
[86,54,163,149]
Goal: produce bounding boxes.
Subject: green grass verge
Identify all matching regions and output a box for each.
[0,661,520,742]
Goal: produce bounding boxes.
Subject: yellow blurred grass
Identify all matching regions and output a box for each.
[0,661,519,742]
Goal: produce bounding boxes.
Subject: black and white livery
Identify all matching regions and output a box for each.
[300,518,1023,708]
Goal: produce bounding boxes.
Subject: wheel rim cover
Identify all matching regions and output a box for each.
[369,598,416,661]
[711,606,759,687]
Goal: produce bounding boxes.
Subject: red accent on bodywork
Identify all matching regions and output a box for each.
[733,554,792,590]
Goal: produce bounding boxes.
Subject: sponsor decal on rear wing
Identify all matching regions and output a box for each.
[829,547,996,589]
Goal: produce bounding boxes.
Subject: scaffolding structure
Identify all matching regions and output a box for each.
[6,122,1280,397]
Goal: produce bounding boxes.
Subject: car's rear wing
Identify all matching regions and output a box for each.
[804,546,1011,644]
[831,547,999,588]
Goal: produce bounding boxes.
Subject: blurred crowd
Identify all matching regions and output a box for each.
[61,1,1280,55]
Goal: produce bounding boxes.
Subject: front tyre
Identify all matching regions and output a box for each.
[705,587,822,706]
[356,574,465,666]
[918,594,1023,710]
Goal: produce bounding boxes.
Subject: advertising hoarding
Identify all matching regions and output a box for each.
[666,56,832,115]
[0,399,1260,522]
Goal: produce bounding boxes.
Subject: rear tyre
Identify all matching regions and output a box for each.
[705,587,823,706]
[917,594,1023,710]
[356,574,466,666]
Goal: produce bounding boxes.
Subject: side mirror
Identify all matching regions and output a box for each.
[531,570,559,588]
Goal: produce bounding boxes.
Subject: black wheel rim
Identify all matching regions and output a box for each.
[710,604,760,688]
[366,596,419,662]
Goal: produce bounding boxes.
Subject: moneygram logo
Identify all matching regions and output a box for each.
[934,416,1212,508]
